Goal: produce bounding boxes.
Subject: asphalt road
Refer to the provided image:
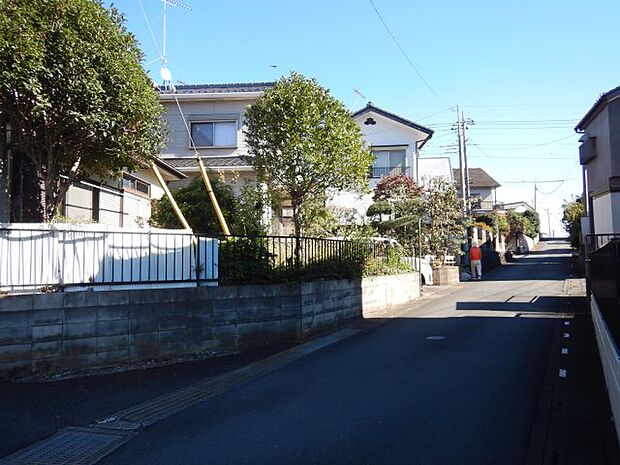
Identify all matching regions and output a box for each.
[100,241,582,465]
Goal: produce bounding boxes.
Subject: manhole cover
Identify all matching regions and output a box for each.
[0,427,135,465]
[426,336,446,341]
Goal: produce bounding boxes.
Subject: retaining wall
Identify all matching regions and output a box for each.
[0,273,419,378]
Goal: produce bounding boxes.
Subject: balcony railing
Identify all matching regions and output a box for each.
[370,166,410,178]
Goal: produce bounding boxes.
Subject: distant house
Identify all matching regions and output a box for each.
[499,201,534,214]
[452,167,500,213]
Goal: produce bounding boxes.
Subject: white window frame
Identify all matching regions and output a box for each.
[189,120,238,149]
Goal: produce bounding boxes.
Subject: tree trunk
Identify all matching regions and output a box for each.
[291,199,302,270]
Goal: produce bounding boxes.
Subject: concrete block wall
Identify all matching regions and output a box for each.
[361,274,420,318]
[0,273,420,378]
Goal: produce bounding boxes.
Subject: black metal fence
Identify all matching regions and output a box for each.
[0,226,218,293]
[586,234,620,347]
[218,234,409,285]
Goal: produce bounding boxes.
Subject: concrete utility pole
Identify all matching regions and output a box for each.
[455,106,467,213]
[461,110,471,213]
[454,107,474,215]
[0,114,9,222]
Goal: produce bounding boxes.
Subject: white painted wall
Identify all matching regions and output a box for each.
[592,191,620,234]
[0,223,218,293]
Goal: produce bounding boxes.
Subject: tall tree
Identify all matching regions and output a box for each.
[562,196,584,248]
[0,0,163,221]
[424,176,465,267]
[244,72,372,237]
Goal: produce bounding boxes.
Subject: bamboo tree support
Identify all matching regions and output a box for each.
[196,156,231,235]
[151,161,192,231]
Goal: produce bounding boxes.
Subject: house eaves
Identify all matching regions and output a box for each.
[352,102,434,147]
[575,85,620,132]
[158,82,275,102]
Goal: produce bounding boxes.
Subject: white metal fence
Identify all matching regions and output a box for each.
[0,224,218,293]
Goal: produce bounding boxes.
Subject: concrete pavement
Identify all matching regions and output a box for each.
[92,240,616,465]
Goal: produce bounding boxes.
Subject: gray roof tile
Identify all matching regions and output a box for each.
[159,82,275,95]
[452,168,501,188]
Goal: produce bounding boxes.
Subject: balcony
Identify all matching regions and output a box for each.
[370,166,411,179]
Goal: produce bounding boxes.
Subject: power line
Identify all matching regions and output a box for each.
[367,0,446,103]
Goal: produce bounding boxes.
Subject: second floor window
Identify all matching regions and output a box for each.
[371,149,406,178]
[190,121,237,148]
[123,174,150,196]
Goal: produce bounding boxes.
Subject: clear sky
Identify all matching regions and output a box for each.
[109,0,620,236]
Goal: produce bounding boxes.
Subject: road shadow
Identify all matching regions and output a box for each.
[455,295,589,314]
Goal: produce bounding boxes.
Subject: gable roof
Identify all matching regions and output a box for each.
[352,103,434,146]
[452,168,500,189]
[575,85,620,131]
[159,82,275,95]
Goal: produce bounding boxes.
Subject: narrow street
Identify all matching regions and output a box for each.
[92,240,616,465]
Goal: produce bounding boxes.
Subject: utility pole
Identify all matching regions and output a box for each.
[454,107,474,215]
[455,106,467,213]
[462,110,471,213]
[534,182,537,211]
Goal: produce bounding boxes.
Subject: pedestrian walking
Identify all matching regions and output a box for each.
[470,241,482,280]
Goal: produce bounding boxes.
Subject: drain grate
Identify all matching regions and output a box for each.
[0,427,135,465]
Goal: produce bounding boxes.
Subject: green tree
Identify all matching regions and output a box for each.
[0,0,163,221]
[424,176,465,267]
[244,72,372,238]
[507,211,537,239]
[522,209,540,234]
[150,177,268,236]
[562,196,584,248]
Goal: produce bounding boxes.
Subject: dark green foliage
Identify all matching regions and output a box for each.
[0,0,164,220]
[150,177,267,236]
[522,209,540,234]
[219,237,275,284]
[562,196,584,248]
[507,211,537,239]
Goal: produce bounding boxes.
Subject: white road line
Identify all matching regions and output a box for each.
[564,321,571,326]
[559,369,568,378]
[561,348,569,355]
[563,333,570,338]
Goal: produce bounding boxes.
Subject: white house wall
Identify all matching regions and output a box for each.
[355,112,421,181]
[593,192,620,234]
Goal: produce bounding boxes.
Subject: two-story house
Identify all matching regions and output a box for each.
[328,103,433,221]
[575,84,620,445]
[452,167,500,214]
[158,82,275,190]
[157,85,435,232]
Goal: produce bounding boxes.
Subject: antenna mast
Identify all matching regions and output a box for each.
[159,0,192,87]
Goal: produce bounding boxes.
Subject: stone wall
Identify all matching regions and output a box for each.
[0,274,419,378]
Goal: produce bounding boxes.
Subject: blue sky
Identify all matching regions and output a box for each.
[110,0,620,235]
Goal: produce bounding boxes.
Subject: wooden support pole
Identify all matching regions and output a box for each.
[196,156,230,235]
[151,161,192,231]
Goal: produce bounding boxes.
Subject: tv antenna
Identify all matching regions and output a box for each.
[159,0,192,86]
